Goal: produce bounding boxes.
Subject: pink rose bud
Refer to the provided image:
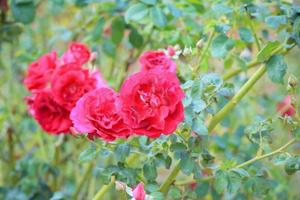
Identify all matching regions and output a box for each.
[132,182,146,200]
[90,52,98,62]
[167,46,176,57]
[276,95,295,117]
[188,182,197,190]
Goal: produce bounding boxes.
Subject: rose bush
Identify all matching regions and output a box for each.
[1,1,300,200]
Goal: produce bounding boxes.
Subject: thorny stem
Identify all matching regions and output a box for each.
[234,138,296,169]
[208,45,288,133]
[208,64,267,132]
[195,30,216,74]
[159,161,181,194]
[247,16,261,50]
[73,161,95,199]
[163,138,296,187]
[223,45,294,80]
[92,176,116,200]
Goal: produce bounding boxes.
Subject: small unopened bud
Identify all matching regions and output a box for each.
[115,181,126,191]
[173,44,181,51]
[167,46,175,57]
[220,16,229,24]
[288,74,298,89]
[182,46,192,56]
[196,39,204,49]
[90,52,98,62]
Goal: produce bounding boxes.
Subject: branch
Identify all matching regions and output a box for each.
[234,138,296,169]
[223,44,295,81]
[73,162,95,199]
[195,30,216,74]
[92,176,115,200]
[208,64,267,132]
[159,161,181,194]
[208,45,287,133]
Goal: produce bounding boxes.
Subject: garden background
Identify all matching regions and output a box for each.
[1,0,300,199]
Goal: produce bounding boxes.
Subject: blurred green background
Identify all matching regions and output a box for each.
[1,0,300,199]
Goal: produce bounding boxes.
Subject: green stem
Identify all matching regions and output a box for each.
[38,131,48,160]
[223,59,258,81]
[175,176,213,186]
[234,138,296,169]
[195,30,215,73]
[208,64,267,133]
[159,161,181,194]
[209,45,289,132]
[73,162,95,199]
[223,46,292,81]
[248,18,261,50]
[92,176,115,200]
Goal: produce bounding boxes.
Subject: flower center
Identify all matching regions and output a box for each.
[138,90,161,108]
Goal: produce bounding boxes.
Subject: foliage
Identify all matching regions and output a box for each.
[1,0,300,200]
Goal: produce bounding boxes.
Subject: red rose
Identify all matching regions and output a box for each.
[120,71,184,138]
[51,63,104,111]
[70,88,131,141]
[24,51,57,92]
[139,50,176,73]
[26,90,72,134]
[276,95,295,116]
[61,42,91,65]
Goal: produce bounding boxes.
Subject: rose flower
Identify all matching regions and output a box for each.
[120,71,184,138]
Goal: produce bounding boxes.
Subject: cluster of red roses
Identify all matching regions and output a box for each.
[24,43,184,141]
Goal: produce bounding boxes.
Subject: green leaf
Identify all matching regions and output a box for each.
[150,192,164,200]
[231,168,250,178]
[245,116,273,144]
[115,143,130,162]
[92,17,105,41]
[125,3,149,23]
[78,145,98,163]
[102,39,116,57]
[195,182,209,197]
[111,17,125,45]
[168,186,181,199]
[266,54,287,84]
[11,0,36,24]
[265,15,287,29]
[257,41,281,62]
[179,155,195,175]
[150,7,167,28]
[284,155,300,175]
[238,27,254,43]
[140,0,157,5]
[170,143,187,152]
[211,34,235,58]
[273,153,291,165]
[143,162,157,180]
[129,27,144,48]
[227,171,242,196]
[192,116,208,136]
[192,98,206,113]
[214,170,228,194]
[155,153,172,169]
[211,4,233,18]
[15,0,32,4]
